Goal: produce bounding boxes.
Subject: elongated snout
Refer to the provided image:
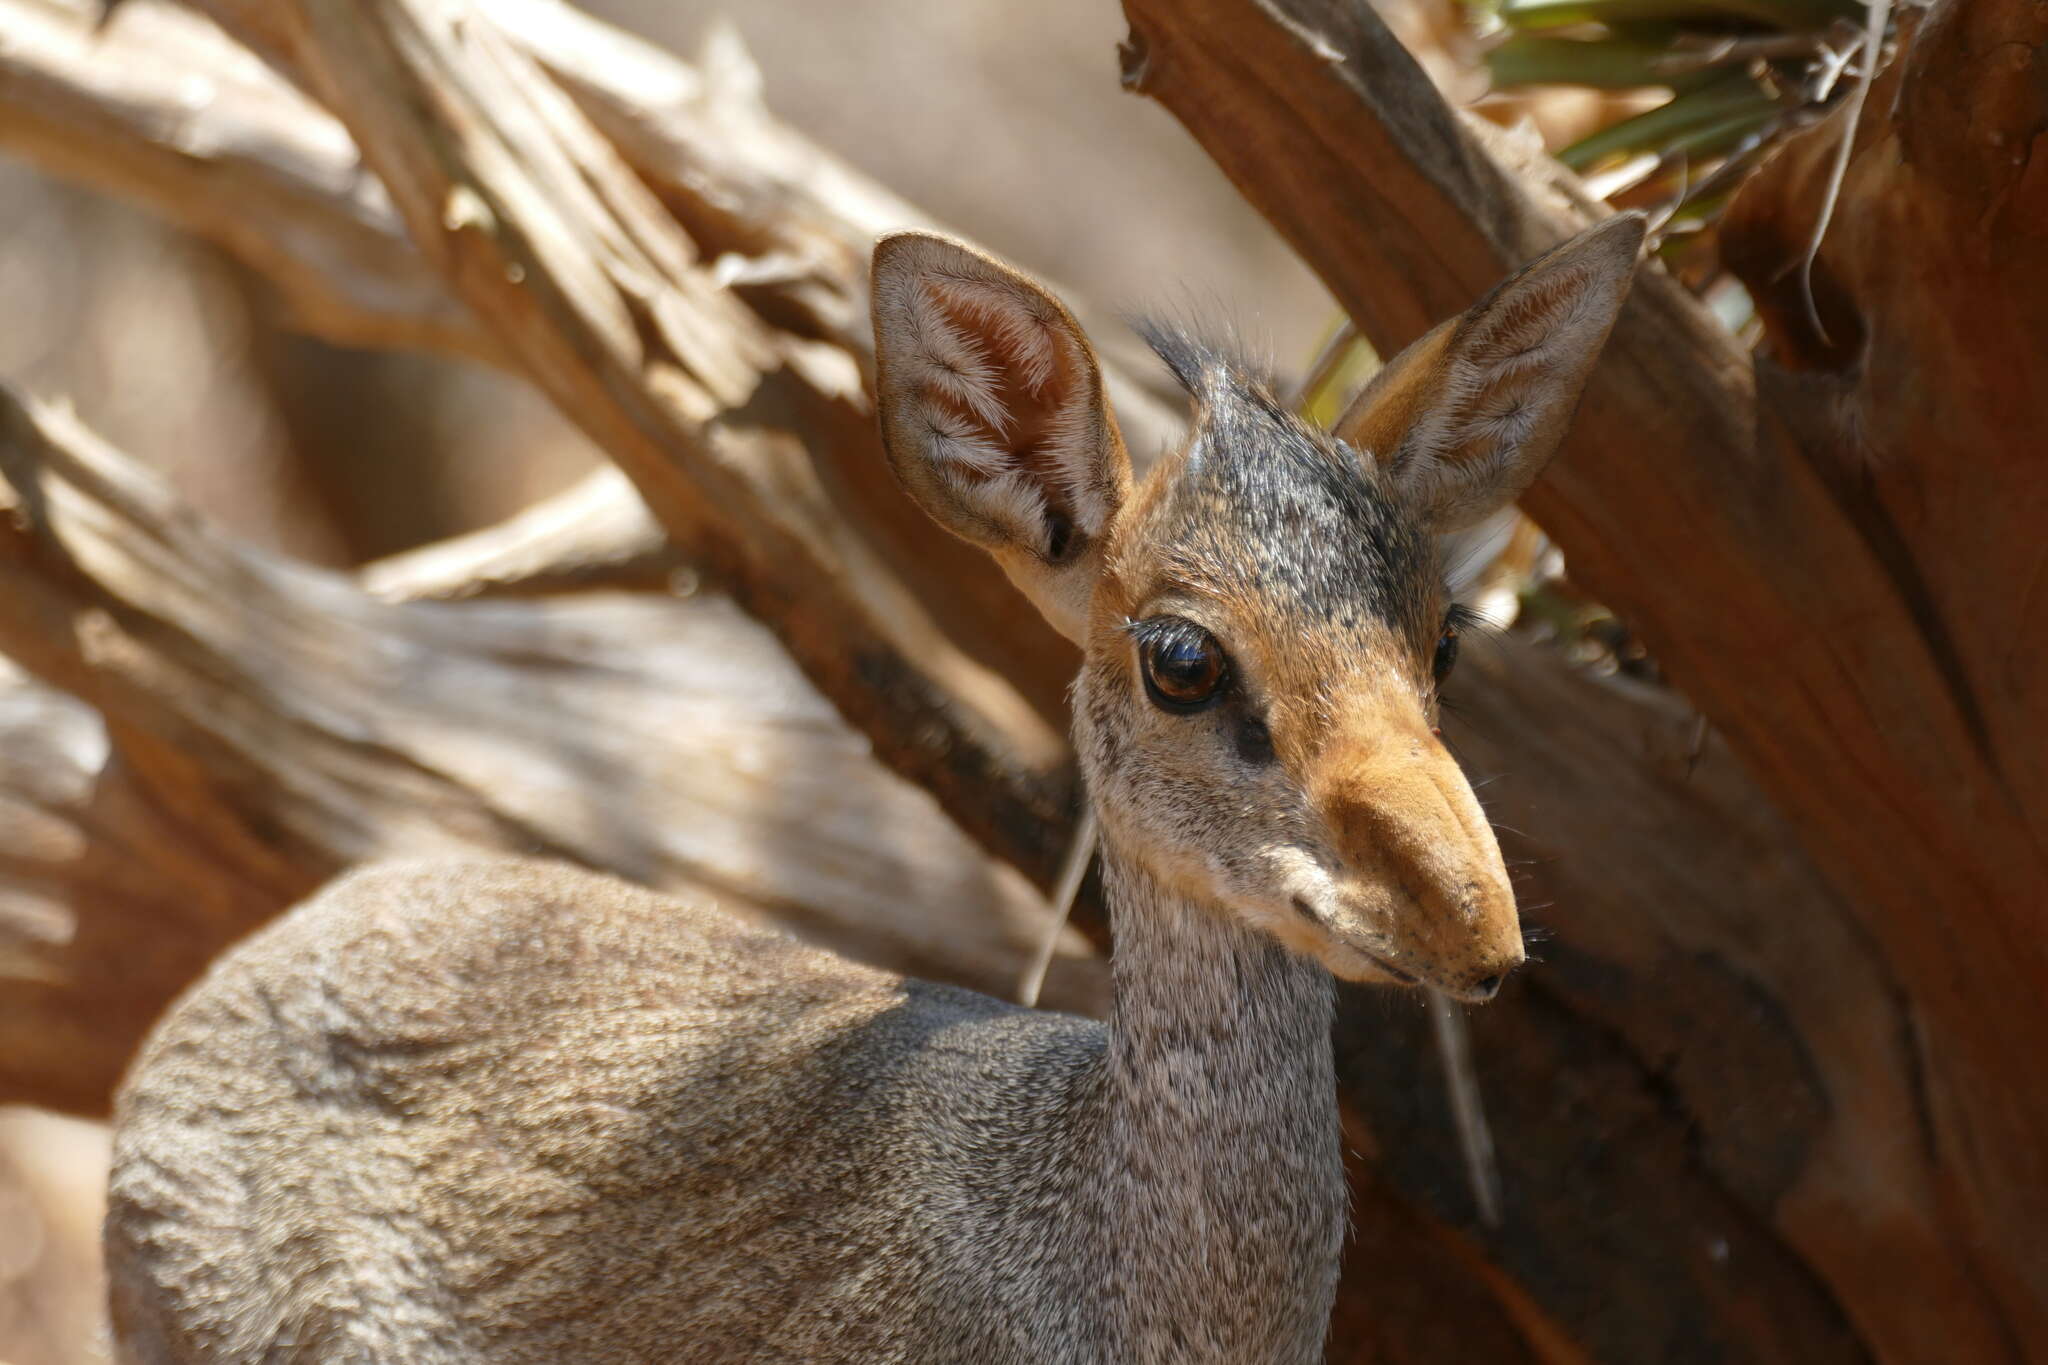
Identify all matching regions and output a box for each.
[1306,723,1524,1000]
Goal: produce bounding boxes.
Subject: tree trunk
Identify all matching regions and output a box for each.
[1119,0,2047,1357]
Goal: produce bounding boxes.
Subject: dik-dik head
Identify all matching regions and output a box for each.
[872,220,1640,1002]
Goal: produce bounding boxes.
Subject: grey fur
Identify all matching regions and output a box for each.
[106,855,1341,1363]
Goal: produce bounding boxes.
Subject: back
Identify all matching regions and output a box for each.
[106,858,1106,1363]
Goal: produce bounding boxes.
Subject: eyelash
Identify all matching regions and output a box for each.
[1435,602,1485,693]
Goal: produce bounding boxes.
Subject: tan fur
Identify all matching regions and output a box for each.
[871,233,1132,642]
[1334,320,1457,468]
[1080,462,1518,994]
[1337,215,1643,532]
[106,221,1640,1363]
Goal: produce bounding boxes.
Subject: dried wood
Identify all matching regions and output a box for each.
[357,466,679,601]
[0,390,1107,1115]
[1397,637,1943,1362]
[0,1109,109,1365]
[149,0,1098,894]
[0,0,1193,890]
[0,0,1181,681]
[1714,5,2048,1344]
[0,0,498,363]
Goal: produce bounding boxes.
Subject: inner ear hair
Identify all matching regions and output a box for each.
[1333,214,1644,533]
[871,233,1128,562]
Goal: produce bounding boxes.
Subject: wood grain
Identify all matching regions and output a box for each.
[0,392,1107,1113]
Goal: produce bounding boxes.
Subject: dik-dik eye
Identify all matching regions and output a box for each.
[1136,617,1229,713]
[1432,619,1461,688]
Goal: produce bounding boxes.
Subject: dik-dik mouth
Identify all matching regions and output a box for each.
[1357,952,1419,986]
[1289,892,1512,999]
[1291,893,1417,985]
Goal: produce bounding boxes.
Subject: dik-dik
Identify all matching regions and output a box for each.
[105,216,1642,1362]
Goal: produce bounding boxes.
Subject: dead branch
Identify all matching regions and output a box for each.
[0,1,1182,539]
[145,0,1184,426]
[1,0,1202,889]
[153,0,1098,892]
[0,390,1106,1114]
[1411,637,1980,1362]
[357,466,678,601]
[0,0,498,363]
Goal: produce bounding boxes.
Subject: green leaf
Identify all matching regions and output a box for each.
[1499,0,1857,34]
[1557,74,1775,170]
[1486,34,1722,90]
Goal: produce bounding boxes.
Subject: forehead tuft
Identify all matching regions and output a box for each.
[1135,329,1437,640]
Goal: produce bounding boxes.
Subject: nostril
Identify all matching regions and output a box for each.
[1472,973,1503,999]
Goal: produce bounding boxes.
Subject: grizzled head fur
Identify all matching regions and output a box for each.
[872,219,1642,1000]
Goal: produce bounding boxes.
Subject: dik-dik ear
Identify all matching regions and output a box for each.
[872,232,1132,643]
[1335,214,1643,533]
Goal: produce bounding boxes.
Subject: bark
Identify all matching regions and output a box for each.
[1119,0,2045,1357]
[1713,8,2048,1345]
[1357,637,1914,1363]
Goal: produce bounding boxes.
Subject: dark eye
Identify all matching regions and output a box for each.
[1137,618,1229,713]
[1432,620,1461,688]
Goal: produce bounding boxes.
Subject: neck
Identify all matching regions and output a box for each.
[1089,846,1345,1363]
